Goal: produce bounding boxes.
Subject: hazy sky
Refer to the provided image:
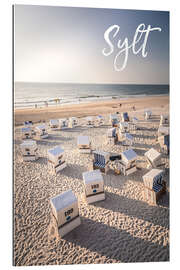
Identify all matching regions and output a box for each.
[14,5,169,84]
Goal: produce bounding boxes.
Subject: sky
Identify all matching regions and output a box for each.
[14,5,169,84]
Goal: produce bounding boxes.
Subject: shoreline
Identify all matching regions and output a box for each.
[14,95,169,125]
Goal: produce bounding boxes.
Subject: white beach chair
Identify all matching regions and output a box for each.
[48,146,66,174]
[109,114,119,127]
[24,121,36,135]
[119,122,129,133]
[142,169,166,205]
[83,169,105,204]
[77,136,91,153]
[158,134,169,154]
[121,133,134,146]
[160,114,169,126]
[35,124,48,139]
[59,118,68,129]
[68,117,78,128]
[96,115,104,126]
[24,121,33,128]
[20,140,38,161]
[21,127,32,140]
[49,119,60,130]
[144,110,152,120]
[50,189,81,237]
[158,126,169,137]
[85,116,94,127]
[119,148,137,176]
[107,127,118,145]
[144,148,162,168]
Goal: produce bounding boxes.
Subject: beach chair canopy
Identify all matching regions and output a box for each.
[36,124,47,130]
[22,127,31,133]
[50,119,59,125]
[86,116,93,121]
[121,149,137,163]
[120,122,129,128]
[110,114,118,120]
[145,148,161,163]
[161,114,168,120]
[50,189,77,212]
[83,169,103,184]
[24,121,33,126]
[48,146,64,158]
[144,109,152,115]
[59,118,67,123]
[77,136,90,145]
[20,140,37,148]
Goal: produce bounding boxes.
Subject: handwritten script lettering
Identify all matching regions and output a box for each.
[102,24,161,71]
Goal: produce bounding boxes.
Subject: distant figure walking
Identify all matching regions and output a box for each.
[35,104,37,109]
[119,103,122,107]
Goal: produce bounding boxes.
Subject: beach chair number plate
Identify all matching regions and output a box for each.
[91,184,99,189]
[64,208,73,217]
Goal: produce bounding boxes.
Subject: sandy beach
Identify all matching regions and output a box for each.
[14,95,169,125]
[13,96,169,266]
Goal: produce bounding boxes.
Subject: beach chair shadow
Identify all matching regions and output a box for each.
[95,191,169,228]
[57,163,87,180]
[14,139,22,145]
[63,216,169,263]
[157,191,169,208]
[62,127,88,132]
[50,135,73,142]
[35,156,48,165]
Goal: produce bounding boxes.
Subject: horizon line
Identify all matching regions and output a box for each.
[14,81,169,86]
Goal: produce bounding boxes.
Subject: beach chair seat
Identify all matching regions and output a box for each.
[121,112,129,122]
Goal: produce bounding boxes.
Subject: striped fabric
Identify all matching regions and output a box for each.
[112,128,116,137]
[152,183,163,193]
[94,153,106,168]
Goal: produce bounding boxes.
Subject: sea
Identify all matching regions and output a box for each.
[14,82,169,109]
